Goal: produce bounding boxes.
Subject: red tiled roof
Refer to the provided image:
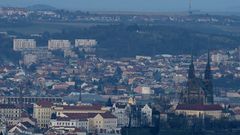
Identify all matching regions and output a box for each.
[57,112,116,120]
[115,103,127,109]
[36,101,53,108]
[176,104,223,111]
[100,112,116,119]
[63,113,97,120]
[0,104,21,109]
[62,105,102,111]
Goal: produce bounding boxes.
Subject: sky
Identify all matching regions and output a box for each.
[0,0,240,12]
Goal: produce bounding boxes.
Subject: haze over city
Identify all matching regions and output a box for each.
[1,1,240,135]
[1,0,240,12]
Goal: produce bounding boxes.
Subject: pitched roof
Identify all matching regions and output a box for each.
[0,104,21,109]
[57,113,91,121]
[62,105,102,111]
[57,112,116,121]
[36,101,53,108]
[99,112,116,119]
[176,104,223,111]
[21,121,34,128]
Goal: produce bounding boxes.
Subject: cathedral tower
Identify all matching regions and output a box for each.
[204,51,214,104]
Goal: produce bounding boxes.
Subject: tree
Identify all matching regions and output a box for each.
[113,66,123,83]
[153,70,161,82]
[51,113,57,119]
[74,77,82,89]
[97,79,104,93]
[28,63,37,72]
[106,97,113,107]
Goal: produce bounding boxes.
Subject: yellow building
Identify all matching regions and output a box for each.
[33,101,53,128]
[34,103,107,129]
[89,113,120,134]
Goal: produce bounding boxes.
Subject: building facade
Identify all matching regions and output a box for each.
[112,103,130,127]
[181,53,214,105]
[13,39,36,51]
[48,40,71,50]
[33,101,53,128]
[141,104,152,126]
[0,104,22,126]
[176,104,223,119]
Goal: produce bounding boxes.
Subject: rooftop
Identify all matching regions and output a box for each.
[176,104,223,111]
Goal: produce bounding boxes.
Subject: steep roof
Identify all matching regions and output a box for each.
[36,100,53,108]
[0,104,21,109]
[176,104,223,111]
[62,105,102,111]
[99,112,116,119]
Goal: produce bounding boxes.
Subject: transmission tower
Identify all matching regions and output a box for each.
[189,0,192,15]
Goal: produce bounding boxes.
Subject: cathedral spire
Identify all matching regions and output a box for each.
[204,50,214,104]
[188,54,195,79]
[204,50,212,80]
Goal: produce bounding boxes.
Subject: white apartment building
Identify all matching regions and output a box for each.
[23,54,37,65]
[50,114,89,131]
[13,39,36,51]
[48,40,71,50]
[50,112,120,135]
[75,39,97,47]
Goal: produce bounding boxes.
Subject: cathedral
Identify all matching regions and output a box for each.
[181,52,214,105]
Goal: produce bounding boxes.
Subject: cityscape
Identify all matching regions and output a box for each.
[0,1,240,135]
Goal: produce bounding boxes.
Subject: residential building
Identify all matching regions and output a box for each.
[0,104,22,125]
[23,54,37,65]
[8,122,36,135]
[13,39,36,51]
[33,101,53,129]
[50,112,120,134]
[75,39,97,47]
[54,105,106,116]
[48,39,71,50]
[89,113,120,134]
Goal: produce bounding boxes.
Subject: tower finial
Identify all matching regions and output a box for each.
[204,50,212,80]
[188,54,195,79]
[207,49,210,64]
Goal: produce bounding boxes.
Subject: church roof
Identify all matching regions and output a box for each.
[176,104,223,111]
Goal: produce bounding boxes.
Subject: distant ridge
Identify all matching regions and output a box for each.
[27,4,56,11]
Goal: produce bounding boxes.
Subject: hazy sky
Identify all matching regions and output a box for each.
[0,0,240,12]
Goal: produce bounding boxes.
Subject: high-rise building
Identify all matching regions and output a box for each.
[23,54,37,65]
[75,39,97,47]
[13,39,36,51]
[75,39,97,53]
[48,40,71,50]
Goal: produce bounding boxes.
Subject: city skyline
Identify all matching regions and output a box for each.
[0,0,240,12]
